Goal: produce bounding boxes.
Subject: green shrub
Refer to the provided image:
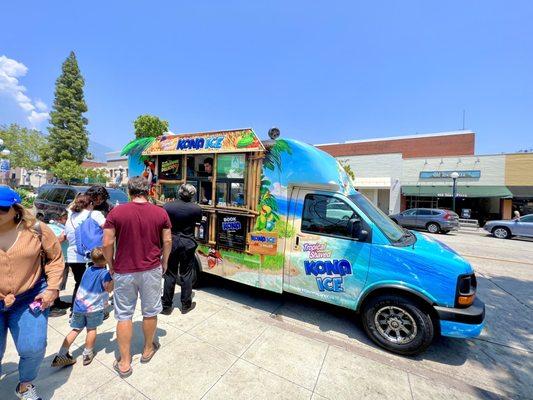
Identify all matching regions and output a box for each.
[15,188,35,208]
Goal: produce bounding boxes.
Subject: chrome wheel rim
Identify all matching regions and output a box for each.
[374,306,418,344]
[428,224,438,233]
[494,228,508,239]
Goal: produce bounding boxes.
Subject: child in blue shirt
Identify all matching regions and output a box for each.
[51,247,113,367]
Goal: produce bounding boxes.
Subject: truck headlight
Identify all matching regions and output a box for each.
[456,273,477,307]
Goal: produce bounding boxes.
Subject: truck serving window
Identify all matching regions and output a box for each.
[349,193,404,242]
[215,154,246,207]
[301,194,359,239]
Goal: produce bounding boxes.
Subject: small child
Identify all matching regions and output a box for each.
[51,247,113,367]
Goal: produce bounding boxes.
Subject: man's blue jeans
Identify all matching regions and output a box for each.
[0,279,49,383]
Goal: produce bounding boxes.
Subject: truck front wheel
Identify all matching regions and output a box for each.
[362,295,434,356]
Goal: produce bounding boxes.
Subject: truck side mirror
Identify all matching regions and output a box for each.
[348,218,369,241]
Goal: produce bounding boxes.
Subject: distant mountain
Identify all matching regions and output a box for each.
[88,140,114,162]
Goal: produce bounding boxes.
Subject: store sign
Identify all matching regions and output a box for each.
[248,231,278,256]
[144,129,264,155]
[217,213,247,250]
[419,170,481,179]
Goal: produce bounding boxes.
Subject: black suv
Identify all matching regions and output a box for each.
[34,184,128,222]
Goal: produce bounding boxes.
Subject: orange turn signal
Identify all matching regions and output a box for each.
[457,295,475,306]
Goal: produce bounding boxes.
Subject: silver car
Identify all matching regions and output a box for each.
[389,208,460,234]
[483,214,533,239]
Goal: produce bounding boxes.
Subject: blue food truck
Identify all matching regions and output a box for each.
[124,128,485,355]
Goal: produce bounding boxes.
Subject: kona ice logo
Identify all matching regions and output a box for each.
[222,216,241,231]
[302,242,352,292]
[177,136,224,150]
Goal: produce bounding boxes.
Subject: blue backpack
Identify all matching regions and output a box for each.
[74,211,103,258]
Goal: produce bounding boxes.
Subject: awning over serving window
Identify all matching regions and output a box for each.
[401,185,513,198]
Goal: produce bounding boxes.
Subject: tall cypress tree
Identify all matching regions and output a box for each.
[46,51,89,166]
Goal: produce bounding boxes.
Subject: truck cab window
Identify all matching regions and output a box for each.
[301,194,359,239]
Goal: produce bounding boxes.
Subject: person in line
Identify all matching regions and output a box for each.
[200,157,213,204]
[64,194,106,312]
[51,247,113,368]
[85,185,112,216]
[161,184,202,315]
[103,177,172,378]
[0,187,64,400]
[49,211,71,317]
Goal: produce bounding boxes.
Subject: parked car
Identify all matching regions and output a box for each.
[34,184,128,222]
[483,214,533,239]
[389,208,459,234]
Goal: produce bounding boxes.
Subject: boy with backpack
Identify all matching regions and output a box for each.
[51,247,113,367]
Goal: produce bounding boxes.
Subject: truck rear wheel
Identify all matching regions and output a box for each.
[362,295,434,356]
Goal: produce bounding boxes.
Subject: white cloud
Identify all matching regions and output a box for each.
[28,110,49,126]
[0,55,49,128]
[35,99,47,111]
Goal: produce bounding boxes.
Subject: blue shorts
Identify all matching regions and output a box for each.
[70,310,104,330]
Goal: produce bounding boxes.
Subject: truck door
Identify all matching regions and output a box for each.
[284,187,371,309]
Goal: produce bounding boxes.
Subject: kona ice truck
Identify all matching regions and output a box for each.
[123,128,485,355]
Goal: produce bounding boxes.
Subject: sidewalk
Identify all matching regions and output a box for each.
[1,275,513,400]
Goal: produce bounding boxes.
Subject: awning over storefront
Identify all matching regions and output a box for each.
[507,186,533,198]
[402,185,513,198]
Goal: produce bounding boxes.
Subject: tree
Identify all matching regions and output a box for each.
[134,114,169,138]
[45,51,89,167]
[339,159,356,182]
[0,124,47,170]
[50,160,84,183]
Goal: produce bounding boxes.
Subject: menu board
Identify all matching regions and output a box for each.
[217,213,247,250]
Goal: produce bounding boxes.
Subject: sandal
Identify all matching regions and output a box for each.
[140,342,161,364]
[113,359,133,378]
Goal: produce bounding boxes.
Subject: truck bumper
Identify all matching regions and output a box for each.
[434,297,485,338]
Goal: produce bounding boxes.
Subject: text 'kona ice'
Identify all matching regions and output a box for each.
[123,128,485,355]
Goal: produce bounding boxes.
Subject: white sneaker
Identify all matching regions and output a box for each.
[15,384,42,400]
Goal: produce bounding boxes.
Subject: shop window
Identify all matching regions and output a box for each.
[158,156,183,181]
[301,194,360,239]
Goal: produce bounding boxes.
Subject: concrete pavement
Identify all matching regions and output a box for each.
[0,232,532,399]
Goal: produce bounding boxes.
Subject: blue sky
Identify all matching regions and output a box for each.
[1,1,532,155]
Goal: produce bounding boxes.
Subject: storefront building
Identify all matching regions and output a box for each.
[318,130,475,215]
[338,153,403,214]
[505,154,533,216]
[401,154,511,223]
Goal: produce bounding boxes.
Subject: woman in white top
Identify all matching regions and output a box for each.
[64,194,106,310]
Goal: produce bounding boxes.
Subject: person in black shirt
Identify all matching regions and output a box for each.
[161,184,202,315]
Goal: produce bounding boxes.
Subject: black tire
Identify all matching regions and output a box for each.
[441,230,450,234]
[361,295,434,356]
[492,226,511,239]
[426,222,440,234]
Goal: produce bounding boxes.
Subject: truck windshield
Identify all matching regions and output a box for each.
[349,193,405,243]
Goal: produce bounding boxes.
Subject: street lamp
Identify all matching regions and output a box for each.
[451,171,460,213]
[0,139,11,185]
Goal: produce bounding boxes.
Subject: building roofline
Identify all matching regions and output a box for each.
[316,130,475,147]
